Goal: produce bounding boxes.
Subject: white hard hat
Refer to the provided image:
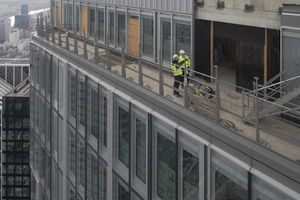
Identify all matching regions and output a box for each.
[179,50,185,54]
[173,54,178,59]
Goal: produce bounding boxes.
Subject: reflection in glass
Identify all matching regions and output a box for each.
[109,11,115,44]
[118,13,126,46]
[69,67,76,126]
[143,17,154,57]
[157,132,176,200]
[99,161,107,199]
[58,60,64,114]
[136,118,146,183]
[77,71,86,136]
[75,4,80,32]
[77,136,85,197]
[175,23,191,57]
[162,20,171,62]
[89,8,95,37]
[118,107,130,167]
[118,183,129,200]
[68,3,73,30]
[87,79,98,150]
[52,57,58,109]
[97,9,104,41]
[183,150,199,200]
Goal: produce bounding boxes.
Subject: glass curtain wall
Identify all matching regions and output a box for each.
[117,11,126,47]
[77,71,85,137]
[67,2,73,31]
[62,0,67,28]
[178,130,205,200]
[89,6,95,37]
[131,105,147,198]
[97,7,105,41]
[87,78,98,150]
[69,66,76,127]
[162,20,171,62]
[108,9,115,44]
[51,0,56,26]
[142,14,154,58]
[99,87,108,160]
[75,3,80,32]
[174,19,191,58]
[114,95,130,182]
[153,116,176,200]
[210,149,248,200]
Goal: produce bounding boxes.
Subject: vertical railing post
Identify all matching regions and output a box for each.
[255,77,260,143]
[242,90,245,118]
[73,25,78,55]
[184,60,189,108]
[94,29,99,65]
[106,34,111,71]
[66,31,69,51]
[121,38,126,78]
[51,17,55,43]
[138,43,143,86]
[215,65,221,123]
[83,28,87,59]
[158,49,164,96]
[58,26,62,47]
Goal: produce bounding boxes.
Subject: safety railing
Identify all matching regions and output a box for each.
[36,19,300,164]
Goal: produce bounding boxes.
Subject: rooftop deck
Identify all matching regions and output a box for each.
[36,26,300,164]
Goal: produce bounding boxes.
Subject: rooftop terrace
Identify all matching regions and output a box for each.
[33,22,300,166]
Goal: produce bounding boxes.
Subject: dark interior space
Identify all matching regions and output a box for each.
[194,19,211,81]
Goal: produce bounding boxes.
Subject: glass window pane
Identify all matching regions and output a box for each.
[52,110,58,161]
[210,149,248,200]
[40,49,45,96]
[75,4,80,32]
[77,71,85,137]
[142,17,154,57]
[45,52,51,102]
[99,87,107,153]
[89,7,95,37]
[52,57,58,109]
[99,160,107,200]
[175,21,191,57]
[118,182,129,200]
[135,117,146,183]
[68,3,73,30]
[162,20,171,62]
[69,66,76,126]
[34,46,39,89]
[58,60,64,114]
[87,147,98,200]
[69,125,76,185]
[109,11,114,44]
[87,79,98,150]
[97,8,104,41]
[153,116,176,200]
[77,135,85,197]
[117,13,126,47]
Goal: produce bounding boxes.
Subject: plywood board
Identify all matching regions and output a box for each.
[129,18,139,57]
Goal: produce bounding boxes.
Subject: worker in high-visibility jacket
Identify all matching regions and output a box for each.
[179,49,190,87]
[172,54,183,97]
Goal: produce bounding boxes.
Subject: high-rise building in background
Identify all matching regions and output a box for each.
[14,15,31,31]
[1,79,30,199]
[29,1,300,200]
[21,4,29,15]
[0,18,11,43]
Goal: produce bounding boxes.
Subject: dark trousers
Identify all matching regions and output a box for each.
[174,75,183,95]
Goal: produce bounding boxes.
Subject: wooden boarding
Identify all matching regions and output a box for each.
[129,18,139,57]
[190,86,216,120]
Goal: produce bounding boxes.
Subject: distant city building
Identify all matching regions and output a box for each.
[0,59,30,87]
[15,15,31,31]
[1,78,30,199]
[9,28,20,44]
[21,4,29,15]
[0,19,11,43]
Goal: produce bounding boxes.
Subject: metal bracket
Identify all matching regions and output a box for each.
[217,1,224,9]
[244,4,254,12]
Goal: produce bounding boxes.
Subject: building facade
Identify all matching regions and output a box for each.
[30,33,300,200]
[2,79,31,199]
[0,19,11,43]
[0,59,30,88]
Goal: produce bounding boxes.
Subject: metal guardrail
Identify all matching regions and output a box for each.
[37,20,300,163]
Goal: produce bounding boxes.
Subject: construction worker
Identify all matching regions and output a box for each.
[179,50,190,87]
[172,54,183,97]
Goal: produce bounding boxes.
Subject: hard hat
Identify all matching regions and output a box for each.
[179,50,185,54]
[173,54,178,59]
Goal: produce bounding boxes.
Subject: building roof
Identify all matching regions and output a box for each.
[0,77,13,100]
[5,78,30,97]
[0,59,30,65]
